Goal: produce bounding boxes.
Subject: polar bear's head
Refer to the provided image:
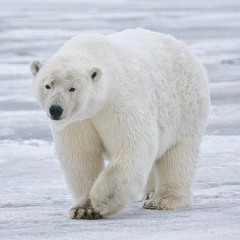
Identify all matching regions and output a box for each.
[30,57,107,128]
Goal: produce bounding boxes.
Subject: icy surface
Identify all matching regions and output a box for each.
[0,0,240,239]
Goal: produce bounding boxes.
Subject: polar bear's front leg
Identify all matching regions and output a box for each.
[52,121,104,219]
[90,127,158,217]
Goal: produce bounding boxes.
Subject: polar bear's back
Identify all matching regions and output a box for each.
[108,28,185,62]
[109,28,210,138]
[59,28,183,67]
[108,28,208,94]
[109,28,174,50]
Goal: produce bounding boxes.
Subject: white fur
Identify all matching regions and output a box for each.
[31,28,210,218]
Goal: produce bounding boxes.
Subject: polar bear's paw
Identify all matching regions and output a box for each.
[68,200,102,220]
[142,190,190,210]
[90,181,126,217]
[90,192,121,217]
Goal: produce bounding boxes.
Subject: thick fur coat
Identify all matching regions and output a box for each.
[31,28,210,219]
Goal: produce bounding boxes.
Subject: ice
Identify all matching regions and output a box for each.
[0,0,240,239]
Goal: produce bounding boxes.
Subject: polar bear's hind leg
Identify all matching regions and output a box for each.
[143,135,199,210]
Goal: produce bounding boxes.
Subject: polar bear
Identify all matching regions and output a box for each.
[30,28,210,219]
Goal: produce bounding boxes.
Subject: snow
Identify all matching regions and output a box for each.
[0,0,240,239]
[1,137,240,239]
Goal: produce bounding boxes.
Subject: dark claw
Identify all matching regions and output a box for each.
[72,200,102,220]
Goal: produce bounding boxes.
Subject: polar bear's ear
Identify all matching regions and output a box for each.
[89,67,102,82]
[30,60,43,76]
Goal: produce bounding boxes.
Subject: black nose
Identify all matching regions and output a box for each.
[49,105,63,120]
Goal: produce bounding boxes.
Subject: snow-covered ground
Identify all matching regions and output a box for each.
[0,0,240,239]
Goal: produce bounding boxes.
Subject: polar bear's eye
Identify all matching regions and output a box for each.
[69,88,75,92]
[45,85,51,89]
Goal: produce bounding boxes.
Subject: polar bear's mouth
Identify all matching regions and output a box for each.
[50,116,64,121]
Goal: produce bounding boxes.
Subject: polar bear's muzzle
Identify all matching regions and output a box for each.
[49,105,64,121]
